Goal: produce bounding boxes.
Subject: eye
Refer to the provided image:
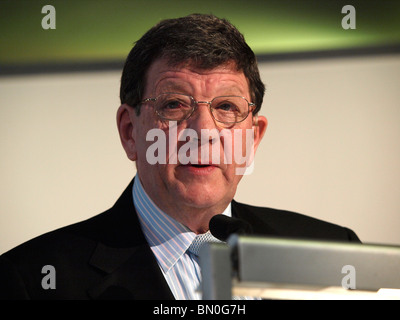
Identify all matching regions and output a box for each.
[163,100,184,109]
[160,97,192,111]
[214,102,239,112]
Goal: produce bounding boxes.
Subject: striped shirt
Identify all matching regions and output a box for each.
[132,176,230,300]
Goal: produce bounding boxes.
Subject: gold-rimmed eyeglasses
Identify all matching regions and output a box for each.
[140,92,255,125]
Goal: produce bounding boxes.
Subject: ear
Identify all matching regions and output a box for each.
[252,114,268,153]
[116,104,137,161]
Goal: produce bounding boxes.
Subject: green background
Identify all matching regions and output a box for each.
[1,0,399,65]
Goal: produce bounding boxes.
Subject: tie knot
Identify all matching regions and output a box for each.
[187,231,221,256]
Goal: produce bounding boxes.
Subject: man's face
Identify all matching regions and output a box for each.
[118,58,267,229]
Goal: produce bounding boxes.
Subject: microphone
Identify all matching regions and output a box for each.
[209,215,253,242]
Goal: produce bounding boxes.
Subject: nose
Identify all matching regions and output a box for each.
[181,102,222,165]
[186,102,218,136]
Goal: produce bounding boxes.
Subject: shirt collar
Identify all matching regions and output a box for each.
[132,175,231,273]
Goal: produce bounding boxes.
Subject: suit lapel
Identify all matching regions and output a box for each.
[86,178,174,300]
[87,242,174,300]
[231,199,277,236]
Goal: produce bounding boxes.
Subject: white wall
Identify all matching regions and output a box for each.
[238,54,400,246]
[1,54,400,254]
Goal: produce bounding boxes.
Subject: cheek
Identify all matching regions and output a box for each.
[222,127,254,164]
[135,119,179,171]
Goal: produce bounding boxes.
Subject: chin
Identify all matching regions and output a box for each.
[177,187,233,211]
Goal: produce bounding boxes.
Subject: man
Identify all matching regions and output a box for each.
[0,14,360,300]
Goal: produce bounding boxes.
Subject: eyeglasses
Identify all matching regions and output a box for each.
[141,92,255,125]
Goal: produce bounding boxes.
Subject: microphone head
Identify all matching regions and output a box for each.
[209,215,253,241]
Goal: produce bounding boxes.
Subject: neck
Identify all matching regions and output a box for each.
[134,175,232,234]
[165,203,231,234]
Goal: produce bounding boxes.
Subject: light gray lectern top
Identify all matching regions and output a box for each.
[199,235,400,300]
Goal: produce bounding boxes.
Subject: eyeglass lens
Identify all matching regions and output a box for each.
[155,93,250,124]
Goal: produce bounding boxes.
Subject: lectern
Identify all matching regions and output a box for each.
[199,235,400,300]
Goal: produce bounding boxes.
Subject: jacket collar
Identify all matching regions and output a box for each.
[86,178,175,300]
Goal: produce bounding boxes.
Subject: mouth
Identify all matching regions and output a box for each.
[179,163,218,175]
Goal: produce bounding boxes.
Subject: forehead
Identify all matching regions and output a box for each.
[143,58,250,98]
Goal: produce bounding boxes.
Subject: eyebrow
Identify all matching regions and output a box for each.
[155,81,246,98]
[156,82,192,95]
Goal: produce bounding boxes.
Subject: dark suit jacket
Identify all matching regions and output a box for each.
[0,179,360,299]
